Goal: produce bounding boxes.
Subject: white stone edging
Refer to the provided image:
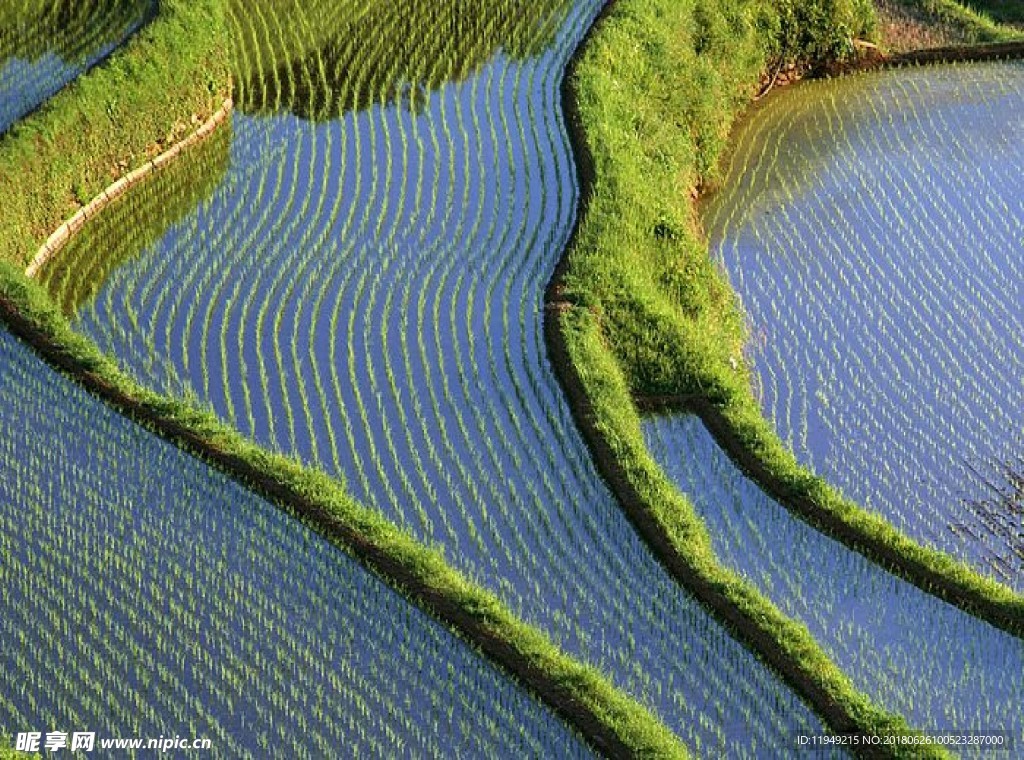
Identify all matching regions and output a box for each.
[25,96,234,279]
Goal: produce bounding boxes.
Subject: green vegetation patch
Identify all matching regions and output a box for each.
[964,0,1024,23]
[0,739,36,760]
[0,0,230,268]
[38,122,230,315]
[560,0,876,406]
[888,0,1024,42]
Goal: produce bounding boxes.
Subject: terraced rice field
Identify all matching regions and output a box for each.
[704,62,1024,590]
[0,0,152,133]
[645,415,1024,757]
[48,0,835,753]
[0,324,596,758]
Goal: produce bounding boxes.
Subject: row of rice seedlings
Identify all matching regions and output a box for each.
[0,0,152,134]
[644,414,1024,758]
[704,61,1024,591]
[67,0,842,752]
[0,325,594,758]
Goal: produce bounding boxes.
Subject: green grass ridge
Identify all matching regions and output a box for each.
[557,0,1023,639]
[0,2,688,755]
[898,0,1024,40]
[37,122,231,315]
[963,0,1024,23]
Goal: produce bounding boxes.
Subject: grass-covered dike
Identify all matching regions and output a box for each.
[0,0,1018,754]
[0,2,689,754]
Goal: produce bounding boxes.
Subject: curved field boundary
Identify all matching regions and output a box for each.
[641,393,1024,639]
[546,308,930,759]
[25,96,233,280]
[632,47,1024,638]
[546,0,975,757]
[1,5,684,748]
[887,0,1024,43]
[0,265,686,760]
[887,39,1024,62]
[57,0,849,751]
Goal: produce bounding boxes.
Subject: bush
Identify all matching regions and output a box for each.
[757,0,877,66]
